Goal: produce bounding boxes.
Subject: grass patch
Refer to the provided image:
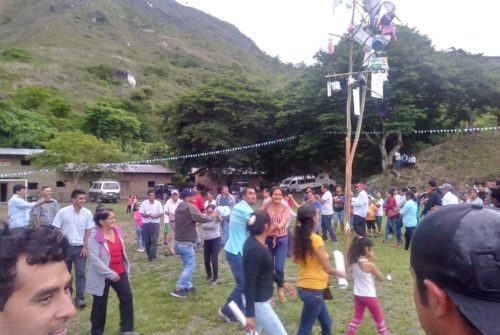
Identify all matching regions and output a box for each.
[1,47,32,62]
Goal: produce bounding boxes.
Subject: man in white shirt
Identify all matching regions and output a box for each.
[394,151,402,169]
[7,184,46,229]
[140,189,163,261]
[351,183,369,236]
[440,183,459,206]
[52,189,95,309]
[318,184,337,242]
[164,190,182,256]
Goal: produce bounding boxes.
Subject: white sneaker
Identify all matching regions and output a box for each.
[137,248,145,252]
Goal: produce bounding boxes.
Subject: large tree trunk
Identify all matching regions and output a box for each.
[365,131,404,174]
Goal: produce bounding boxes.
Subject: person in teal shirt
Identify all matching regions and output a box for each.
[218,187,257,322]
[399,191,418,250]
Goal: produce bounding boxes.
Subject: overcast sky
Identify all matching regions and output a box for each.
[177,0,500,65]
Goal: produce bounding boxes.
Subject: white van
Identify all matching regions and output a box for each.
[280,174,335,193]
[89,180,121,202]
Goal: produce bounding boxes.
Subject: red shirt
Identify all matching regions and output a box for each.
[107,235,125,275]
[195,193,205,212]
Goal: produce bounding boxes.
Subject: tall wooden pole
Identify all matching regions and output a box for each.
[344,0,367,258]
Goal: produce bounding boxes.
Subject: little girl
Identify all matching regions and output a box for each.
[133,202,144,252]
[347,236,389,335]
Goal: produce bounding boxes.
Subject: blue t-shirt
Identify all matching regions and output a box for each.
[224,200,253,256]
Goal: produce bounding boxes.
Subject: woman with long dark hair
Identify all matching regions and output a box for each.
[86,209,138,335]
[293,203,346,335]
[243,210,295,334]
[383,188,399,243]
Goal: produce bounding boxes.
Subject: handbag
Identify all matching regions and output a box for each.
[323,286,333,300]
[387,207,399,219]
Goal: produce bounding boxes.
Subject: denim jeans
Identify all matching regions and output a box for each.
[253,300,287,335]
[384,217,397,241]
[321,214,337,241]
[265,235,288,282]
[332,210,345,229]
[135,226,144,249]
[395,216,403,243]
[195,227,202,250]
[220,216,230,246]
[222,251,244,317]
[66,245,87,300]
[174,242,196,290]
[297,288,332,335]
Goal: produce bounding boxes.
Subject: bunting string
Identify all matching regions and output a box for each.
[1,126,498,179]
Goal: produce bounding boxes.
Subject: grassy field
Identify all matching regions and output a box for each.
[0,200,423,335]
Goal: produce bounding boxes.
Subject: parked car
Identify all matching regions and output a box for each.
[231,181,249,198]
[279,174,335,193]
[153,183,179,201]
[89,180,120,202]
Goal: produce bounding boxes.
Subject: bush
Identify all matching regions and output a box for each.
[1,47,32,62]
[87,64,120,85]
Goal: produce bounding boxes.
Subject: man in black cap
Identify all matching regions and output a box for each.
[410,204,500,335]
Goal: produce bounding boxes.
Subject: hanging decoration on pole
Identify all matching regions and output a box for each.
[328,0,400,261]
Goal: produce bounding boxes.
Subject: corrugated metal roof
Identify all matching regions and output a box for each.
[0,148,45,156]
[65,163,175,174]
[110,164,175,174]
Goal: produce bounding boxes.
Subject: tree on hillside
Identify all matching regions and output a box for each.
[161,76,280,173]
[30,131,127,187]
[0,103,56,148]
[82,102,141,148]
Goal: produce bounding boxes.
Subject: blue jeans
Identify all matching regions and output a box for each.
[220,216,230,246]
[384,217,397,241]
[195,227,202,250]
[174,242,196,290]
[265,235,288,282]
[321,215,337,241]
[66,245,87,300]
[395,216,403,243]
[332,210,345,228]
[135,226,144,249]
[297,288,332,335]
[222,251,244,317]
[253,300,287,335]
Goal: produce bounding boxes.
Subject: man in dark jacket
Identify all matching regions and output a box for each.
[170,188,215,298]
[422,180,442,216]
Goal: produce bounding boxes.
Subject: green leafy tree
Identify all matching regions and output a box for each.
[30,131,127,187]
[161,76,279,173]
[0,103,56,148]
[82,102,141,147]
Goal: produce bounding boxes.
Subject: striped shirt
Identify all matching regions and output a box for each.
[264,202,290,237]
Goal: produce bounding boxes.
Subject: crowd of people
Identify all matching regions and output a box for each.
[2,179,500,335]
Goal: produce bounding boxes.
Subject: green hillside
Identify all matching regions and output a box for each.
[0,0,290,106]
[367,132,500,192]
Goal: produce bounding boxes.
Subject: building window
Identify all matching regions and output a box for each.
[21,159,31,166]
[28,183,38,190]
[56,181,66,187]
[148,181,155,187]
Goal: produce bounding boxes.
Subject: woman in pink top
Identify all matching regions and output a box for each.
[262,187,290,292]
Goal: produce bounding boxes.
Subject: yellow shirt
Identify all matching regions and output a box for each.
[296,234,329,289]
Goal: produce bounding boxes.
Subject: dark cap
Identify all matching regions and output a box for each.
[180,188,196,199]
[410,204,500,335]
